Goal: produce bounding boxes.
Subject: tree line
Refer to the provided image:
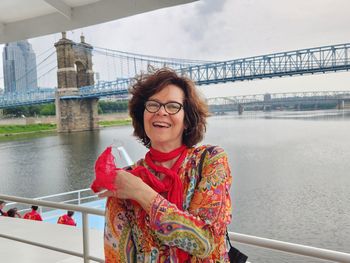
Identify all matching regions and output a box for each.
[2,100,129,118]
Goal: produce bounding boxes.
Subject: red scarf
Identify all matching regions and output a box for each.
[131,144,189,262]
[131,145,187,210]
[91,145,190,262]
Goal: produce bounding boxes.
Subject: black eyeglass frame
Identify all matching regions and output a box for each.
[144,100,184,115]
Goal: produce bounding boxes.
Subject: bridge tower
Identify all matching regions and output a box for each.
[54,32,98,132]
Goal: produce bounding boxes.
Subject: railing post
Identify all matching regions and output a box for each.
[38,198,43,215]
[82,212,90,263]
[78,191,81,205]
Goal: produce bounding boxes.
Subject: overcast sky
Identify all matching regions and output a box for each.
[1,0,350,97]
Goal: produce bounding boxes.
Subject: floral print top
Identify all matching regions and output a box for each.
[104,145,232,262]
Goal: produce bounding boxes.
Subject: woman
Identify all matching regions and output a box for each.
[99,68,232,262]
[6,208,21,218]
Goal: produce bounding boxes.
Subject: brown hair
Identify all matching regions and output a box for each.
[129,68,209,148]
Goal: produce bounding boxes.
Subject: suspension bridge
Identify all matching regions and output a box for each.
[1,35,350,132]
[1,41,350,109]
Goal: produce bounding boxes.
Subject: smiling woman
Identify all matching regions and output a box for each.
[143,84,186,151]
[96,68,234,262]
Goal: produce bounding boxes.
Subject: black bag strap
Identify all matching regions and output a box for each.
[198,146,248,263]
[226,230,248,263]
[198,147,210,181]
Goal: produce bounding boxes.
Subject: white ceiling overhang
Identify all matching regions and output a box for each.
[0,0,197,44]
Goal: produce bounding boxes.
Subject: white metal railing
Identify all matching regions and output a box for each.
[33,188,95,204]
[1,192,350,262]
[229,232,350,262]
[0,193,104,263]
[7,188,95,204]
[6,188,97,214]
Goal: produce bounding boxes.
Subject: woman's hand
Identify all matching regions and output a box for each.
[98,170,157,213]
[98,170,141,199]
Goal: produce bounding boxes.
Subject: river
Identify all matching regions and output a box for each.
[1,109,349,263]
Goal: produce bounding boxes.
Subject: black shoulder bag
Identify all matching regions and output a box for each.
[198,147,248,263]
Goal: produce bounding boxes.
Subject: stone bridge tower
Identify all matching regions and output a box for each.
[54,32,98,132]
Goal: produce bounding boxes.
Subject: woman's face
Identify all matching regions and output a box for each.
[144,84,185,151]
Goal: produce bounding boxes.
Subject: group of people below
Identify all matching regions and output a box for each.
[0,200,76,226]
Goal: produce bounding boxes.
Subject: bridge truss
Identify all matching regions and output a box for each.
[184,43,350,85]
[1,43,350,109]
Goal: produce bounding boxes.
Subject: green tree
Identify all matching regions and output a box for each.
[98,100,128,113]
[3,103,56,117]
[40,103,56,116]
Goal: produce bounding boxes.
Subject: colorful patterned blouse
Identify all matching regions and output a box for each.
[104,145,232,262]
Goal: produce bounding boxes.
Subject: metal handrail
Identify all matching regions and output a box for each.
[6,188,97,214]
[32,188,92,201]
[1,193,350,262]
[0,193,104,263]
[230,232,350,262]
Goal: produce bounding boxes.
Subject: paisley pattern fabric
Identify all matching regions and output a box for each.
[104,145,232,262]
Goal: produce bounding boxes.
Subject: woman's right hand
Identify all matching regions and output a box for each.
[98,170,158,213]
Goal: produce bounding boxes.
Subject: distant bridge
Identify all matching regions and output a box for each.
[1,42,350,109]
[207,91,350,113]
[2,88,350,115]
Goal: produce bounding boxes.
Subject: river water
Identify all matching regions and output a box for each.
[1,109,349,262]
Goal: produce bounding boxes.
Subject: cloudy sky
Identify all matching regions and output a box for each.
[1,0,350,97]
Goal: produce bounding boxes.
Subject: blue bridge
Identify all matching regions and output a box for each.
[1,42,350,109]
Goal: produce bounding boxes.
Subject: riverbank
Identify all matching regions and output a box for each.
[0,118,131,136]
[0,112,129,125]
[98,119,131,127]
[0,124,57,136]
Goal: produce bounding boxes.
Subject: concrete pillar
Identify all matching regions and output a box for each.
[344,100,350,109]
[55,94,99,132]
[263,105,271,112]
[54,32,99,133]
[338,100,345,110]
[55,32,77,94]
[74,34,94,88]
[238,104,244,115]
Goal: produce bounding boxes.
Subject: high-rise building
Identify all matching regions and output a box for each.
[2,40,37,93]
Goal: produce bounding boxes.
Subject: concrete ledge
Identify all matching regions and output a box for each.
[0,216,103,263]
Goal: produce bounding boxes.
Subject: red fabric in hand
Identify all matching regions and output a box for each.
[90,146,120,193]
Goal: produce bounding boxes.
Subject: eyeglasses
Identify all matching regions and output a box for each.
[145,100,183,115]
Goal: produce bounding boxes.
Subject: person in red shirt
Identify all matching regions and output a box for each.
[57,211,76,226]
[23,205,43,221]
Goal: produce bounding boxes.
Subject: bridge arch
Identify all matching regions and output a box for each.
[75,60,87,88]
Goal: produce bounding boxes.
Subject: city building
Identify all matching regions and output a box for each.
[2,40,37,93]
